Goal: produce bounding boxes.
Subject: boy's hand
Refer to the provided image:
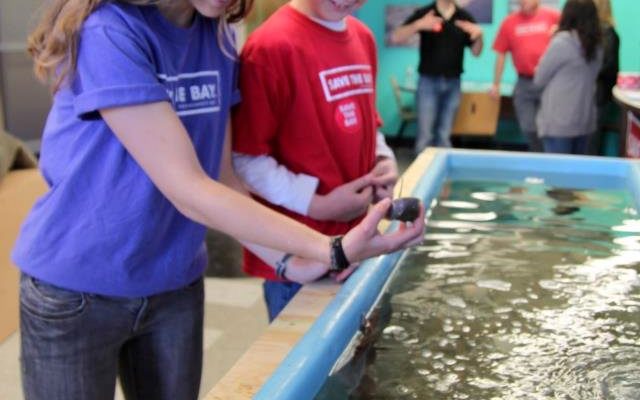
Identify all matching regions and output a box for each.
[454,20,483,41]
[371,157,398,202]
[308,174,374,222]
[488,83,501,100]
[414,10,443,32]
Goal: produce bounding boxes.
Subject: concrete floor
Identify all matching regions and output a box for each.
[0,276,269,400]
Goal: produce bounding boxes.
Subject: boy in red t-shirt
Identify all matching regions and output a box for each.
[232,0,399,321]
[491,0,560,152]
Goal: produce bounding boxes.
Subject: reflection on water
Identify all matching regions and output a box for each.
[316,179,640,400]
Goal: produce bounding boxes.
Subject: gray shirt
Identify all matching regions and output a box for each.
[534,31,603,138]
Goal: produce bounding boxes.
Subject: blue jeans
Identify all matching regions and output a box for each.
[263,280,302,322]
[414,75,461,152]
[513,77,544,152]
[542,135,590,155]
[20,274,204,400]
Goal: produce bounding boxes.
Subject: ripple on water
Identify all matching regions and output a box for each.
[445,297,467,308]
[452,212,498,222]
[476,279,512,292]
[440,200,479,209]
[539,279,563,290]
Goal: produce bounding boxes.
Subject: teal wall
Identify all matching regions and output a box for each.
[358,0,640,137]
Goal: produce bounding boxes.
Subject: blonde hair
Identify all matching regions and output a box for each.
[28,0,253,92]
[592,0,615,26]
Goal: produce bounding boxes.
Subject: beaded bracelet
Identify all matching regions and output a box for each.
[275,253,293,280]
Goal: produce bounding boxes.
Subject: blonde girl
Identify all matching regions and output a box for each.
[15,1,425,398]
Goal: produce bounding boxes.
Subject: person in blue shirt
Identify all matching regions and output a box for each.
[14,0,426,399]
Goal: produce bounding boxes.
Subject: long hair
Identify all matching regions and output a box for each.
[557,0,601,62]
[28,0,253,92]
[592,0,615,27]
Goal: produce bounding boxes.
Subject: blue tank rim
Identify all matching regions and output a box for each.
[254,149,640,400]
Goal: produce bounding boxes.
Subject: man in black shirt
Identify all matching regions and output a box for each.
[392,0,483,152]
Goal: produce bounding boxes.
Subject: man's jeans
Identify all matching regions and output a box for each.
[20,274,204,400]
[414,75,461,152]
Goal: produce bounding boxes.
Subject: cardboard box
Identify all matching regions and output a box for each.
[452,92,500,136]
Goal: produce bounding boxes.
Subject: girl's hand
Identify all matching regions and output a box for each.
[341,198,426,264]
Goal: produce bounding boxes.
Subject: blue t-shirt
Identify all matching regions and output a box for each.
[12,3,240,297]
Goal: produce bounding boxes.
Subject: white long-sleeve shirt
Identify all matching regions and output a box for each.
[233,131,396,216]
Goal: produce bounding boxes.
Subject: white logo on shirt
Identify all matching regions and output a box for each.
[515,22,552,36]
[334,99,362,134]
[158,71,221,116]
[319,65,374,102]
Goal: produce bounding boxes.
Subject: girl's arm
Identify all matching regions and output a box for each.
[219,119,334,283]
[101,102,425,266]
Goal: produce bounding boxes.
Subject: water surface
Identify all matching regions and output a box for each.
[318,178,640,399]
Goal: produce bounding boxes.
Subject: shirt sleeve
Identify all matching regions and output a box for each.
[375,131,396,160]
[232,45,288,156]
[71,25,169,118]
[462,10,476,47]
[232,152,319,216]
[492,19,510,53]
[403,7,427,26]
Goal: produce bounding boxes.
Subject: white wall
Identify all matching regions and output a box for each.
[0,0,51,144]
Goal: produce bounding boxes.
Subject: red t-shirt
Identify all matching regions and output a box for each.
[232,5,380,280]
[493,7,560,76]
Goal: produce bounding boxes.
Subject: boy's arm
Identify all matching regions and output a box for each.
[454,19,483,57]
[232,152,319,216]
[490,18,510,99]
[470,34,483,57]
[233,151,373,222]
[233,132,397,220]
[391,10,442,45]
[224,129,376,284]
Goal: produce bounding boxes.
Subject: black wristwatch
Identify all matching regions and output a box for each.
[329,235,350,272]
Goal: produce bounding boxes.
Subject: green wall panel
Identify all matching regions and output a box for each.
[357,0,639,138]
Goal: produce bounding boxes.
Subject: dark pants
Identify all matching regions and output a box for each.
[543,135,590,155]
[262,280,302,322]
[513,77,543,152]
[20,274,204,400]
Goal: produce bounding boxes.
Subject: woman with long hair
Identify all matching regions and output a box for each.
[589,0,620,155]
[534,0,603,154]
[15,1,425,398]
